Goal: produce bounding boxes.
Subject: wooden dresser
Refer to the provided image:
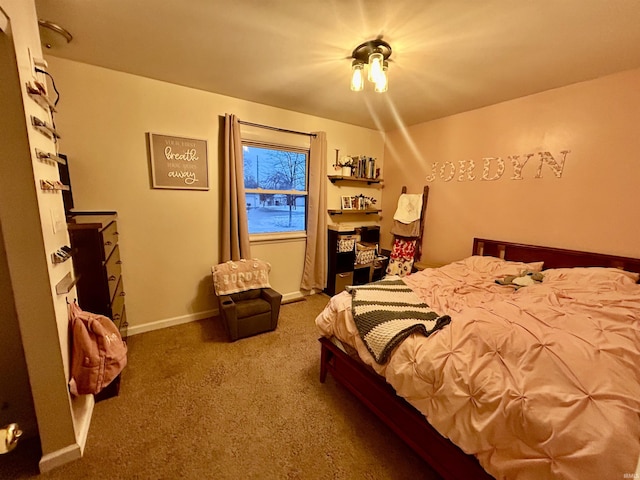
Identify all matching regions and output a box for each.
[67,212,127,399]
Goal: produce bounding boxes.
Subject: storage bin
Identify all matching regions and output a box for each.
[334,271,354,293]
[337,234,358,253]
[355,242,377,265]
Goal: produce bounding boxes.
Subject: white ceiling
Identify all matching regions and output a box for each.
[34,0,640,131]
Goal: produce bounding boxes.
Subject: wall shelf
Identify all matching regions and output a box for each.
[328,175,382,185]
[328,208,381,215]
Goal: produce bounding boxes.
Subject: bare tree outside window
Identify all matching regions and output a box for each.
[242,143,308,234]
[263,150,306,226]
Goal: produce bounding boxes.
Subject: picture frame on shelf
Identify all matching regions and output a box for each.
[341,195,353,210]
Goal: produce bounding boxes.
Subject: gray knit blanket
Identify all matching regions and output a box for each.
[348,278,451,364]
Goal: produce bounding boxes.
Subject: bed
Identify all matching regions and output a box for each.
[316,238,640,480]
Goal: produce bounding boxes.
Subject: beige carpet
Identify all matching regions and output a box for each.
[7,294,441,480]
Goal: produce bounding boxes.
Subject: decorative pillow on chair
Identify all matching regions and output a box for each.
[212,259,271,296]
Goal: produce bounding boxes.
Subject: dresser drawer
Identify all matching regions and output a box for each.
[112,292,125,328]
[102,221,119,260]
[118,307,128,340]
[105,245,122,301]
[111,276,126,322]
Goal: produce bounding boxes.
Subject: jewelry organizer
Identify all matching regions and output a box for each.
[51,246,72,264]
[40,179,70,191]
[35,148,66,165]
[26,79,76,295]
[31,115,60,139]
[26,82,56,112]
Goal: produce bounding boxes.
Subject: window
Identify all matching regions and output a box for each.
[242,141,309,235]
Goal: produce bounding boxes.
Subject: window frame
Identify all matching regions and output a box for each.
[242,139,310,240]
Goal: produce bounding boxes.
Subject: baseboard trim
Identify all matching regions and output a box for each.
[282,291,305,303]
[128,309,218,336]
[127,291,308,336]
[39,443,82,473]
[73,395,94,454]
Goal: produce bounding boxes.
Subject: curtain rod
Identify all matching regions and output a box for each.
[238,120,316,138]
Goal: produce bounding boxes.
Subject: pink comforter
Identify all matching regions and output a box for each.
[315,256,640,480]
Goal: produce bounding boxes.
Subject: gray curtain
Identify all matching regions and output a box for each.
[300,131,327,291]
[221,114,251,261]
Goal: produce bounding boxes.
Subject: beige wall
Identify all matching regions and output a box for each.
[46,56,384,333]
[382,68,640,265]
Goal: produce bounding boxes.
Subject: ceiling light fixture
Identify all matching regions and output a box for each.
[350,38,392,93]
[38,20,73,48]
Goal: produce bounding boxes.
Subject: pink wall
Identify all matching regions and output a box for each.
[382,68,640,265]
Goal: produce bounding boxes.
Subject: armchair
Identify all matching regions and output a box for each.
[217,288,281,341]
[211,259,282,341]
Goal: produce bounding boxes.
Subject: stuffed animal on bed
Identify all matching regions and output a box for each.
[495,270,544,289]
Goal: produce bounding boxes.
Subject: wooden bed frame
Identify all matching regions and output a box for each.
[319,238,640,480]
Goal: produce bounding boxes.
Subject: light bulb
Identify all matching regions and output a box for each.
[368,52,384,83]
[351,62,364,91]
[374,62,388,93]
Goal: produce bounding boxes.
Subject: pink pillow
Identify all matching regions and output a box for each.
[457,255,544,277]
[212,259,271,295]
[542,267,639,285]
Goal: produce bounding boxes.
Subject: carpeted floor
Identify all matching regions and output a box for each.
[4,294,441,480]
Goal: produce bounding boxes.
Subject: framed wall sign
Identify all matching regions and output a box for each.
[147,133,209,190]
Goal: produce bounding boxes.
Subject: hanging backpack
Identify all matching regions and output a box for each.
[68,302,128,396]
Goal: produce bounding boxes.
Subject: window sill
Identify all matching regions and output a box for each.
[249,232,307,244]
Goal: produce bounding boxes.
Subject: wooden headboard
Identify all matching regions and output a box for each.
[473,238,640,276]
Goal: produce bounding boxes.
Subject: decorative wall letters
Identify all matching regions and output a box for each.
[425,150,570,182]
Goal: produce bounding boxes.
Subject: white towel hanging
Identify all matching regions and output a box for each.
[393,194,423,224]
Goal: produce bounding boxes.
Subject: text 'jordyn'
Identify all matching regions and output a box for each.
[425,150,570,182]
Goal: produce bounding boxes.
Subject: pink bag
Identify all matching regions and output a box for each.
[68,302,127,396]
